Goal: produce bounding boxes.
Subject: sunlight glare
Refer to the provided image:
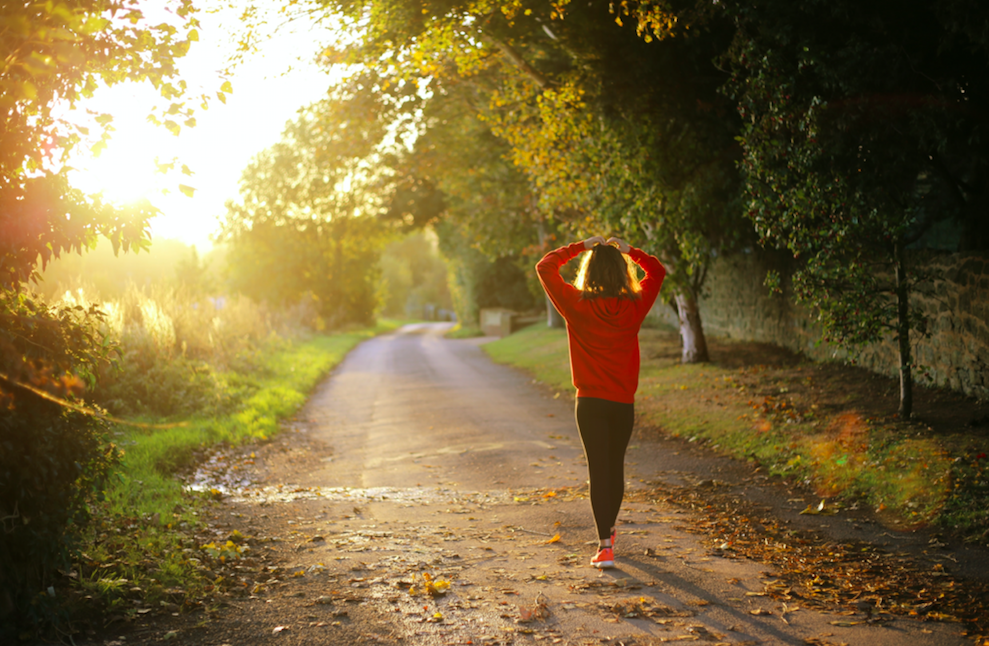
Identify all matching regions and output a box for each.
[67,1,339,249]
[72,125,169,207]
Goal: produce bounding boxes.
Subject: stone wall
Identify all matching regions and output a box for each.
[648,249,989,400]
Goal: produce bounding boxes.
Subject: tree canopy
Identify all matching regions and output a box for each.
[723,0,989,416]
[282,0,989,409]
[1,0,204,287]
[301,0,749,353]
[218,88,396,326]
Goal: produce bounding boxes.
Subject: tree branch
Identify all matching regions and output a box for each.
[479,32,552,90]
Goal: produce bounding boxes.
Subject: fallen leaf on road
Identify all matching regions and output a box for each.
[518,596,550,623]
[544,533,561,544]
[413,571,450,596]
[272,625,289,634]
[799,500,838,516]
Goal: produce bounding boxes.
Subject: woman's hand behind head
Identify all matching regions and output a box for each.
[606,237,630,253]
[583,236,607,250]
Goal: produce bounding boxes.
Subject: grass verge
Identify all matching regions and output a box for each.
[444,323,484,339]
[70,321,403,628]
[484,323,989,545]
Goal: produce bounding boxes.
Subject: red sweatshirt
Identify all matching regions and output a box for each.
[536,242,665,404]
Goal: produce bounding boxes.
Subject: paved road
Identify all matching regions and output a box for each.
[181,323,974,645]
[301,322,579,492]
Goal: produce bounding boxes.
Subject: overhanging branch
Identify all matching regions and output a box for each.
[479,32,551,90]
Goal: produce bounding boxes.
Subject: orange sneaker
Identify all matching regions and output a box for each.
[591,546,615,569]
[610,527,617,549]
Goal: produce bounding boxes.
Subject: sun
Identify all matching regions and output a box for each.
[73,143,164,206]
[69,92,177,209]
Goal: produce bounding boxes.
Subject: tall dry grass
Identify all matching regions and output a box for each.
[54,284,320,417]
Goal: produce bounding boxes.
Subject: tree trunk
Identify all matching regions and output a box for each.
[674,291,709,363]
[536,218,565,329]
[894,240,913,419]
[546,294,565,329]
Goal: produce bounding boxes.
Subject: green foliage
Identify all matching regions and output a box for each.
[300,0,747,360]
[1,0,203,287]
[378,231,452,318]
[435,220,541,325]
[476,256,543,312]
[0,3,205,633]
[220,99,390,327]
[81,283,313,417]
[722,0,989,413]
[0,291,121,637]
[0,405,119,636]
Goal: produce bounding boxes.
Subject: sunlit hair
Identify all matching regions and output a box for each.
[574,243,641,300]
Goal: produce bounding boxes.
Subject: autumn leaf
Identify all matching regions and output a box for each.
[799,500,837,515]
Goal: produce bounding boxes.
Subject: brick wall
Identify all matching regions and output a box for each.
[649,249,989,400]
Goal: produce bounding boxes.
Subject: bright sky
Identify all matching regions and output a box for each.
[70,3,336,250]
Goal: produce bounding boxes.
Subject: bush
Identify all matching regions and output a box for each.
[0,403,118,637]
[0,290,120,638]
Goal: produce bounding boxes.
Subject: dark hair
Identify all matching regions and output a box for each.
[574,243,641,300]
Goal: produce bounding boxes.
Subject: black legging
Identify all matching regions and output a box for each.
[575,397,635,541]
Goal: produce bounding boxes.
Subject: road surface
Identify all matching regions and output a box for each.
[136,323,976,645]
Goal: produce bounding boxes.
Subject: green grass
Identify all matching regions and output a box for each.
[483,323,574,391]
[484,324,989,543]
[445,323,484,339]
[106,322,399,516]
[77,320,403,615]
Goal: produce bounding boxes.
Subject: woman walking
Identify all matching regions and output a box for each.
[536,236,665,568]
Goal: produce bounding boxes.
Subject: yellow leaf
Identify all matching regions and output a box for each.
[220,80,233,93]
[20,81,38,100]
[178,184,196,198]
[544,533,561,544]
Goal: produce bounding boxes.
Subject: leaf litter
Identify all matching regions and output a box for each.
[95,423,989,646]
[630,479,989,642]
